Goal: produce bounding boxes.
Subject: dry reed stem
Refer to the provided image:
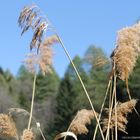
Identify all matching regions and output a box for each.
[36,122,46,140]
[102,99,137,133]
[19,4,105,139]
[105,73,116,140]
[54,132,77,140]
[69,109,97,135]
[114,79,117,140]
[93,79,112,140]
[57,35,105,140]
[22,129,35,140]
[28,74,37,130]
[0,114,17,138]
[111,22,140,81]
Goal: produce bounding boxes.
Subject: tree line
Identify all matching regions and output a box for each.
[0,45,140,140]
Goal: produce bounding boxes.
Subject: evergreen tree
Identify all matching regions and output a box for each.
[35,68,60,102]
[84,46,111,110]
[47,56,87,139]
[65,55,89,109]
[17,65,60,131]
[17,65,33,109]
[48,74,77,139]
[34,67,60,131]
[0,68,18,113]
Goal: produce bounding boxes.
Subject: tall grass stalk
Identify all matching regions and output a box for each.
[114,76,117,140]
[27,74,37,130]
[55,34,105,139]
[38,127,46,140]
[126,79,140,118]
[105,74,116,140]
[93,79,112,140]
[112,61,117,140]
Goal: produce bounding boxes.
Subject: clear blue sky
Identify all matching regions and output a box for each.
[0,0,140,77]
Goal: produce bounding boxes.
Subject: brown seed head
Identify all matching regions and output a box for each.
[0,114,17,138]
[43,35,59,46]
[111,22,140,80]
[69,109,97,135]
[38,45,53,75]
[23,53,38,74]
[102,99,137,133]
[18,4,49,51]
[24,36,56,75]
[22,129,35,140]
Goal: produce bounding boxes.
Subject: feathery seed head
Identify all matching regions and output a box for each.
[69,109,97,135]
[18,4,49,51]
[0,114,17,138]
[102,99,137,133]
[19,4,59,75]
[23,35,58,75]
[111,22,140,80]
[22,129,35,140]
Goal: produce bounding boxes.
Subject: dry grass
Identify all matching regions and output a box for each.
[69,109,97,135]
[111,22,140,81]
[19,5,59,75]
[24,45,53,75]
[14,3,140,140]
[22,129,35,140]
[18,4,49,51]
[43,35,59,47]
[23,35,59,75]
[0,114,17,138]
[102,99,137,133]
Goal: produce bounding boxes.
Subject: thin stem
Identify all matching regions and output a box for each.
[64,115,77,140]
[114,76,117,140]
[105,78,115,140]
[15,134,19,140]
[109,79,113,109]
[38,127,47,140]
[28,74,37,130]
[93,78,112,140]
[125,79,140,118]
[56,35,105,140]
[111,129,114,140]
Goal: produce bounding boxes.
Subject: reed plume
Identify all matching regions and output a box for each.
[43,35,59,46]
[102,99,137,133]
[19,4,59,75]
[18,4,48,51]
[24,46,52,75]
[0,114,17,138]
[23,35,58,75]
[111,22,140,81]
[69,109,97,135]
[22,129,35,140]
[19,4,105,139]
[94,56,109,68]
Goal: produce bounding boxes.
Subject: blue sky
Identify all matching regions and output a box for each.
[0,0,140,77]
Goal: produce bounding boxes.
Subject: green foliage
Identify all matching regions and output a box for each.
[35,68,60,102]
[0,68,19,113]
[84,46,111,110]
[17,65,34,109]
[3,45,140,139]
[48,74,77,138]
